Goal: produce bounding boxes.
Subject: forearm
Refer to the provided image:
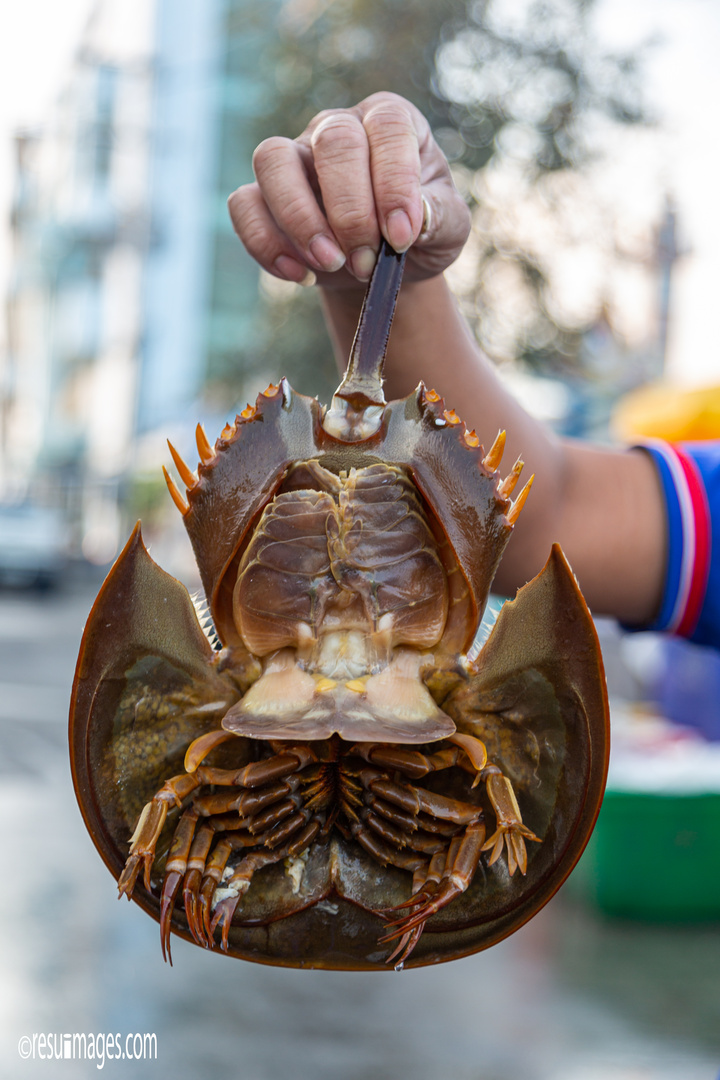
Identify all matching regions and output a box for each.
[322,275,666,624]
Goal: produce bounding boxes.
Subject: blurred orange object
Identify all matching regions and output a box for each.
[613,383,720,442]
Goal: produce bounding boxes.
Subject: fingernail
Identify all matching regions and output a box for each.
[386,209,414,253]
[350,246,377,281]
[308,234,346,272]
[274,254,311,283]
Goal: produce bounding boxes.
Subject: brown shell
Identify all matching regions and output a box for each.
[69,242,609,969]
[70,530,608,969]
[184,380,514,658]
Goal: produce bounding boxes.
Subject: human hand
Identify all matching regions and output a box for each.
[228,91,471,289]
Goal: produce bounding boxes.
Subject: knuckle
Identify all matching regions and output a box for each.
[299,108,348,149]
[227,185,259,232]
[310,112,366,154]
[239,218,272,260]
[363,100,416,138]
[308,107,345,128]
[328,196,376,237]
[361,90,413,114]
[227,183,253,214]
[228,207,271,260]
[304,106,353,133]
[252,136,294,178]
[279,191,322,238]
[376,164,422,209]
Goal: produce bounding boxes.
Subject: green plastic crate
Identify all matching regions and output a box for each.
[570,789,720,920]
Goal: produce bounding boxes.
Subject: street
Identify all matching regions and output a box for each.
[1,576,719,1080]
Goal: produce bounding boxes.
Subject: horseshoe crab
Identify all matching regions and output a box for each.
[69,243,608,970]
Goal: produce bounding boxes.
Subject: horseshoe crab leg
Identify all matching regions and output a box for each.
[210,819,322,951]
[159,806,202,964]
[357,768,482,825]
[357,738,540,876]
[199,839,233,945]
[358,808,447,856]
[176,793,308,950]
[349,822,427,875]
[192,745,317,788]
[118,745,318,902]
[352,732,489,783]
[178,781,307,947]
[381,821,486,946]
[183,822,216,946]
[118,772,202,896]
[480,765,540,876]
[384,848,451,968]
[386,847,449,912]
[363,793,463,839]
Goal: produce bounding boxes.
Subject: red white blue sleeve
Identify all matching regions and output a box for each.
[634,439,718,648]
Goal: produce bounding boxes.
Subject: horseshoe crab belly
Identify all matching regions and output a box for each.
[233,487,336,657]
[233,463,448,662]
[224,464,455,743]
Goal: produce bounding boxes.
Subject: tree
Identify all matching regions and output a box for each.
[219,0,650,399]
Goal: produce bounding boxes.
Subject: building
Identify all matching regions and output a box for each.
[3,1,154,560]
[138,0,271,434]
[2,0,280,562]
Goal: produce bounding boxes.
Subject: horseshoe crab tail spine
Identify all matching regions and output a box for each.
[335,240,406,410]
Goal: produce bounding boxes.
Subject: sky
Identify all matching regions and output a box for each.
[0,0,96,352]
[0,0,719,384]
[593,0,720,386]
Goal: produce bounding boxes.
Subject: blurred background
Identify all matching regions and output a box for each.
[1,1,719,1077]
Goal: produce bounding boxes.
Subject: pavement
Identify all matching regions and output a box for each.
[0,575,719,1080]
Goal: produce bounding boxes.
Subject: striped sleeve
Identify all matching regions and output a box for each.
[634,439,717,646]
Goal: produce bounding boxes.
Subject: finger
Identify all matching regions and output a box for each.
[227,183,315,285]
[361,99,424,253]
[251,136,346,273]
[309,113,381,281]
